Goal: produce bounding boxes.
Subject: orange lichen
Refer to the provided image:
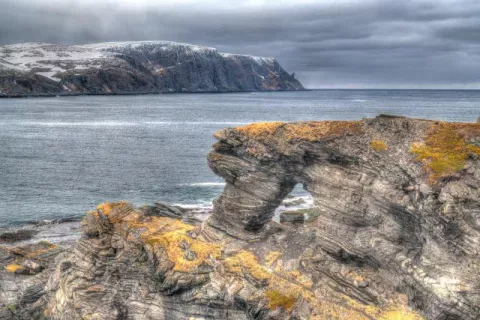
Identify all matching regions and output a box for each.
[235,120,364,142]
[96,201,130,216]
[236,122,285,139]
[370,140,389,151]
[134,217,222,273]
[4,264,23,273]
[411,122,480,181]
[266,290,298,311]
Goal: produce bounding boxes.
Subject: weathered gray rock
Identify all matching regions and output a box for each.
[205,116,480,319]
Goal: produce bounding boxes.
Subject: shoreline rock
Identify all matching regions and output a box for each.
[1,116,479,319]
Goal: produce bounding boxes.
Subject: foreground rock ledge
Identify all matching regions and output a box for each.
[2,115,480,320]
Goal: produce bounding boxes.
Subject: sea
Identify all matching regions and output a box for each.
[0,90,479,232]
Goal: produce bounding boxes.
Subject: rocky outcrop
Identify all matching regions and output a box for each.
[206,116,480,319]
[1,116,479,320]
[0,42,304,97]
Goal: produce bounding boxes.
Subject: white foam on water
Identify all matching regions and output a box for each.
[352,99,367,102]
[188,182,226,187]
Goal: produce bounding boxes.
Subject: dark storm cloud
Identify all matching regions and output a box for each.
[1,0,480,88]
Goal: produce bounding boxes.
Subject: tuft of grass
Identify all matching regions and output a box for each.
[370,140,388,152]
[265,290,298,311]
[411,122,480,181]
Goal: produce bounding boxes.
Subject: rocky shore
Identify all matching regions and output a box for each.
[1,115,479,319]
[0,42,304,97]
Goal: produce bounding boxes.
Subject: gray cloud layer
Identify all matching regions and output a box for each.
[2,0,480,88]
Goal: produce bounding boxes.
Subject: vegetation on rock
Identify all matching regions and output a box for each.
[236,120,364,142]
[411,122,480,181]
[370,139,389,151]
[4,264,23,273]
[265,289,298,311]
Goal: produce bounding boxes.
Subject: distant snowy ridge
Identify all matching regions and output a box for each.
[0,41,304,96]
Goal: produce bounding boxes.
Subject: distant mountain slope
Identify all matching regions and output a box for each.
[0,41,304,97]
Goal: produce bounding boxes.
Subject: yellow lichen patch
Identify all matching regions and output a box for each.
[235,120,364,143]
[225,250,272,281]
[236,122,285,139]
[134,217,222,273]
[283,121,364,142]
[4,264,23,273]
[265,251,281,268]
[96,201,130,216]
[379,309,424,320]
[266,289,298,311]
[411,122,480,181]
[370,140,389,151]
[25,243,57,259]
[285,270,313,289]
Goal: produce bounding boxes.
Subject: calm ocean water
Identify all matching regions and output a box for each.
[0,90,479,226]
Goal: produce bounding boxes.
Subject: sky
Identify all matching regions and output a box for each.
[1,0,480,89]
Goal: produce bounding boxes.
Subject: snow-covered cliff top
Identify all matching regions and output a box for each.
[0,41,276,81]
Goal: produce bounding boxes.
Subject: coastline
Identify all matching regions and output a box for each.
[0,88,309,99]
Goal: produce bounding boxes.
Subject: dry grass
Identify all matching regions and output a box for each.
[235,121,364,142]
[370,140,389,151]
[411,122,480,181]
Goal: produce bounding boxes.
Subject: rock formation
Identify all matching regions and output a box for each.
[0,42,304,97]
[1,115,479,320]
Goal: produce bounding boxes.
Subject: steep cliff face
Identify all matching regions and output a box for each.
[206,116,480,319]
[0,42,304,96]
[2,116,479,320]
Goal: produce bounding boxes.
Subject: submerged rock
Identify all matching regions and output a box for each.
[280,210,305,223]
[1,116,479,320]
[0,230,38,243]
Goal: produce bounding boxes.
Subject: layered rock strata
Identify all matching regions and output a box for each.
[2,115,479,320]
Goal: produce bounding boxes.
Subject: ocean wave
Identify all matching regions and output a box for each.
[352,99,367,102]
